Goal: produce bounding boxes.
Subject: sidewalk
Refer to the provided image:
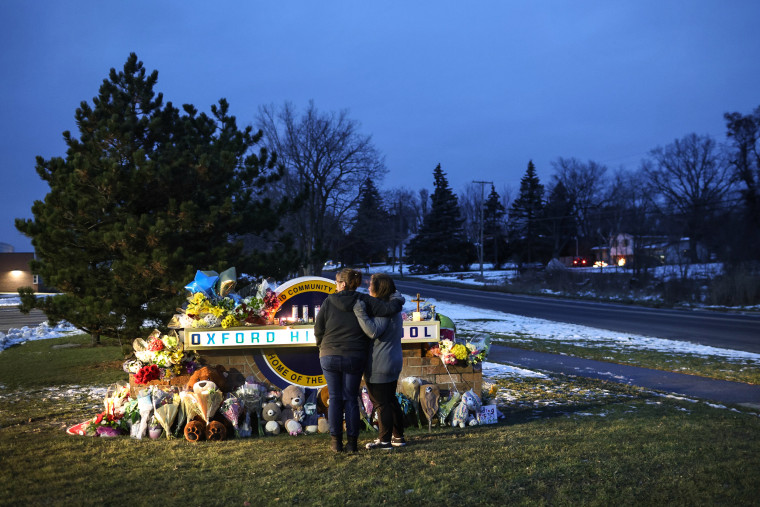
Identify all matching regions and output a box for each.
[489,344,760,409]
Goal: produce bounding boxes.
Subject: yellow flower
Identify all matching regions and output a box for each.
[209,306,226,318]
[222,315,240,329]
[452,344,468,361]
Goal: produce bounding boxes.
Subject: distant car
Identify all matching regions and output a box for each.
[322,260,337,271]
[572,257,589,267]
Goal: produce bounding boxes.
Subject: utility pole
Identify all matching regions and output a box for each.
[473,180,493,280]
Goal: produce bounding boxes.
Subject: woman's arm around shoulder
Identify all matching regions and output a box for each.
[359,291,406,317]
[353,300,389,340]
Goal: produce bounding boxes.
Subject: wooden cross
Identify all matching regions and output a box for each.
[411,293,425,312]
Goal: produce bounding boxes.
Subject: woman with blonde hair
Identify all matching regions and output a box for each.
[314,268,403,453]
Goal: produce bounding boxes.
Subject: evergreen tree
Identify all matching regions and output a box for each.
[407,164,474,272]
[509,160,545,264]
[341,178,390,265]
[542,181,576,259]
[483,184,508,267]
[15,54,296,343]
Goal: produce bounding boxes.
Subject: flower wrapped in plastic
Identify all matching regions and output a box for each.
[135,388,154,439]
[190,380,223,424]
[104,381,131,419]
[122,359,143,375]
[220,393,243,437]
[465,335,491,366]
[176,390,202,436]
[152,388,180,440]
[433,339,469,366]
[235,380,266,437]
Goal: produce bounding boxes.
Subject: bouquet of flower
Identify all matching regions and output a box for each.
[188,381,223,424]
[134,388,154,439]
[220,393,243,437]
[125,329,196,383]
[465,335,491,366]
[432,339,469,366]
[152,388,180,440]
[134,364,161,385]
[235,380,266,437]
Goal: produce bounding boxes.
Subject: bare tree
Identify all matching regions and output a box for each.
[383,187,421,269]
[257,101,386,273]
[458,183,482,245]
[642,133,734,262]
[550,157,609,250]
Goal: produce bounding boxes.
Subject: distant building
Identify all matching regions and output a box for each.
[0,242,14,253]
[0,252,43,293]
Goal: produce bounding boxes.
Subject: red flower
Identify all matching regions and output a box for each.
[148,339,164,352]
[134,364,161,384]
[94,413,104,424]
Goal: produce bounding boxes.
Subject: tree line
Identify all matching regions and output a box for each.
[15,54,760,341]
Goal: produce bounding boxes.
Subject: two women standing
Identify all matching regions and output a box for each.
[314,268,404,453]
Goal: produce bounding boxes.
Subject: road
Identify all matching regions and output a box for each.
[0,307,48,334]
[394,279,760,354]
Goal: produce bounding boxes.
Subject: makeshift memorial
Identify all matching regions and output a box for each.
[419,384,441,432]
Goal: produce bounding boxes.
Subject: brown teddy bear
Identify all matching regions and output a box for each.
[184,365,227,392]
[183,366,229,442]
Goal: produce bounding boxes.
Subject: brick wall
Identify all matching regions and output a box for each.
[0,253,37,293]
[157,343,482,397]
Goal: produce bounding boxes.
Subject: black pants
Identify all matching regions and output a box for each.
[365,379,404,443]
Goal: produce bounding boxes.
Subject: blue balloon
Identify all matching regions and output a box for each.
[184,270,219,299]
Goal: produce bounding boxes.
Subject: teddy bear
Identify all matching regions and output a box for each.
[280,385,306,436]
[451,389,482,428]
[184,365,227,393]
[316,386,331,433]
[182,367,228,442]
[261,401,282,436]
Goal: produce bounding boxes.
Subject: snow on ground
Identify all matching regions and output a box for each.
[403,294,760,363]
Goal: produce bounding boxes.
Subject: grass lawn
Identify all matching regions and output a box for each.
[1,335,759,505]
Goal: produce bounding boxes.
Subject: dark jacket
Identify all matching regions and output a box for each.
[315,290,402,359]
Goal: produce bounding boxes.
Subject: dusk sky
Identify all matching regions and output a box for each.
[2,2,759,252]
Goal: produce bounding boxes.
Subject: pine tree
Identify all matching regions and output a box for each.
[543,181,576,259]
[483,185,507,267]
[15,54,296,343]
[509,160,545,264]
[341,178,390,265]
[407,164,474,272]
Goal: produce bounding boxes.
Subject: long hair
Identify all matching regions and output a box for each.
[369,273,395,301]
